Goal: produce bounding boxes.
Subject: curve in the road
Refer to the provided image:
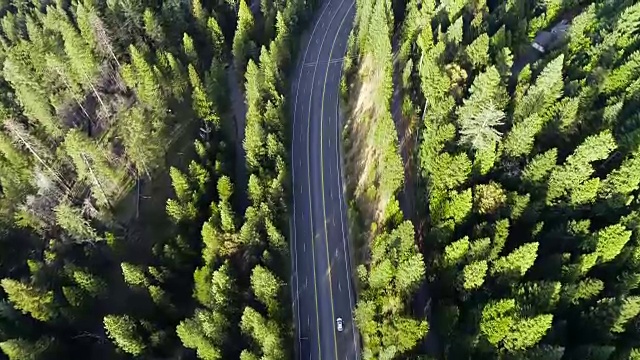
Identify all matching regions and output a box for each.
[291,2,332,358]
[290,0,358,358]
[303,5,346,359]
[320,6,357,360]
[318,4,357,359]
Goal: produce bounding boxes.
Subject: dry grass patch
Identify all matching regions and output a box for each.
[343,54,397,239]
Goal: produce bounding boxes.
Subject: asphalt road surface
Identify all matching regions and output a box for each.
[290,0,359,359]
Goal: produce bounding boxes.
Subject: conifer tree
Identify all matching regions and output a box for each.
[466,33,490,68]
[189,64,220,125]
[233,0,256,72]
[1,279,57,322]
[457,66,507,150]
[0,337,53,360]
[54,202,99,242]
[250,265,282,317]
[143,8,165,44]
[547,131,617,203]
[103,314,146,356]
[183,33,198,67]
[208,17,225,61]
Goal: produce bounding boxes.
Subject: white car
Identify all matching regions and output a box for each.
[336,317,343,332]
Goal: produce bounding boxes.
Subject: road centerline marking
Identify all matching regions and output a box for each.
[319,3,355,359]
[302,0,350,358]
[290,0,333,358]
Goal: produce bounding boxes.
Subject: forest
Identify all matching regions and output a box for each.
[0,0,639,358]
[379,0,640,358]
[0,0,314,358]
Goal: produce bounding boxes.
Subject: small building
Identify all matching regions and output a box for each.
[532,20,570,54]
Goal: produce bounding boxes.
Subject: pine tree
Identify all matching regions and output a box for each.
[191,0,208,31]
[513,55,564,123]
[461,260,488,290]
[444,236,470,267]
[502,114,544,158]
[0,337,53,360]
[183,33,198,67]
[474,182,507,215]
[592,223,632,264]
[1,279,57,322]
[71,268,106,297]
[611,296,640,333]
[210,262,235,309]
[143,8,165,44]
[120,106,164,176]
[355,221,427,357]
[547,131,617,203]
[240,306,285,359]
[4,54,61,139]
[603,51,640,95]
[240,351,260,360]
[54,202,99,242]
[467,33,490,69]
[177,313,224,360]
[491,242,539,278]
[232,0,256,72]
[250,265,282,316]
[561,278,604,305]
[44,9,99,83]
[121,262,149,288]
[123,45,165,109]
[514,281,561,313]
[189,64,220,125]
[103,314,146,356]
[490,219,510,259]
[502,314,553,352]
[480,298,517,346]
[217,176,236,233]
[208,17,225,61]
[522,149,558,186]
[457,66,507,150]
[599,152,640,201]
[447,16,464,44]
[570,177,600,206]
[169,166,191,201]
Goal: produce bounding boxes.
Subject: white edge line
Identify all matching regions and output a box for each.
[308,1,351,358]
[334,8,360,359]
[291,0,332,357]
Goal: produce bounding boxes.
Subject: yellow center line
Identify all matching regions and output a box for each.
[291,1,332,356]
[305,1,349,358]
[320,4,355,359]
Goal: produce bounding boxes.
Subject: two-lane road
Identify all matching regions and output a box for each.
[290,0,358,358]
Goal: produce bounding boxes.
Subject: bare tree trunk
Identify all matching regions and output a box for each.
[136,177,140,219]
[55,68,93,127]
[85,73,109,117]
[93,15,122,69]
[4,120,70,191]
[81,152,113,211]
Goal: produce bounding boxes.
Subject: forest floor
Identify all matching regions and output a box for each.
[112,118,200,272]
[227,66,250,215]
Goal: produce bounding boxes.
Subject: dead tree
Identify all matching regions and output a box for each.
[4,119,70,191]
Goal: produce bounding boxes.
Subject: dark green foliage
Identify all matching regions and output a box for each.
[355,221,428,358]
[397,0,640,358]
[0,0,310,357]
